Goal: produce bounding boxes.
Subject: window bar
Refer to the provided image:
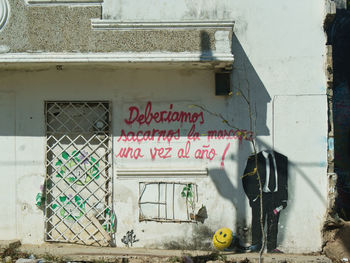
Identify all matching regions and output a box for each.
[172,183,175,221]
[158,182,160,219]
[165,183,167,219]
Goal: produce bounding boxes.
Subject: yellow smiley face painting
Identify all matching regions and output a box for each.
[212,227,233,250]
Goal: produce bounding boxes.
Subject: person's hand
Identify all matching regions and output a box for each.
[249,195,259,207]
[281,200,287,209]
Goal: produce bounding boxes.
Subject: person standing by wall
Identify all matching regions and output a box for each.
[242,150,288,253]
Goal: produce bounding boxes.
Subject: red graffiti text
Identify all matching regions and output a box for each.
[207,129,253,142]
[117,128,180,144]
[194,145,217,161]
[177,141,191,159]
[150,147,173,160]
[115,147,144,160]
[124,101,204,126]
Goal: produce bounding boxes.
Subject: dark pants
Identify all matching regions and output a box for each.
[251,192,280,250]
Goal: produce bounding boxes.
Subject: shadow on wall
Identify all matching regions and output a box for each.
[206,32,271,244]
[277,159,327,246]
[155,29,271,249]
[210,140,328,247]
[246,139,327,247]
[206,30,329,247]
[200,31,213,60]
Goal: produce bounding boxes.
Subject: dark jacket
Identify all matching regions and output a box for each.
[242,151,288,206]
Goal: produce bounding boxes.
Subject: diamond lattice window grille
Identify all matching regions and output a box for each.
[45,102,114,246]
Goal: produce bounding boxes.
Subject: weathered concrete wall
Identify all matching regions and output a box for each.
[0,64,328,252]
[0,0,221,53]
[0,0,329,254]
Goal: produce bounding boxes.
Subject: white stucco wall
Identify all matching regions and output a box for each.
[0,60,328,252]
[0,0,329,254]
[102,0,327,97]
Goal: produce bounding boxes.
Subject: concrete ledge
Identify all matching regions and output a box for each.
[116,168,208,178]
[26,0,102,5]
[0,52,233,69]
[91,20,234,31]
[16,243,332,263]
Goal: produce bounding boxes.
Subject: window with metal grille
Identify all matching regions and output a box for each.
[138,182,198,223]
[44,101,114,246]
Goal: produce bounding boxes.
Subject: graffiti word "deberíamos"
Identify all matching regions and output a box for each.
[124,101,204,126]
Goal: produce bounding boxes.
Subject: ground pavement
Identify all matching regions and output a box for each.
[0,240,333,263]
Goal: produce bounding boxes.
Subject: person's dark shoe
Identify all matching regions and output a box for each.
[268,248,284,253]
[246,244,261,252]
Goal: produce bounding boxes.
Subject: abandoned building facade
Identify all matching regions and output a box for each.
[0,0,335,253]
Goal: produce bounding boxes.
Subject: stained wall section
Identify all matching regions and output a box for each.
[0,65,328,252]
[0,0,330,254]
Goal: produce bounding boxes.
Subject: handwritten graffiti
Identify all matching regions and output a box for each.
[55,150,100,185]
[35,192,44,209]
[103,208,116,233]
[187,124,200,141]
[194,145,216,161]
[35,184,45,209]
[115,147,144,159]
[150,147,172,160]
[117,128,180,144]
[51,195,86,222]
[121,230,139,247]
[125,101,204,126]
[177,140,191,159]
[207,129,253,142]
[115,142,219,162]
[221,143,231,168]
[116,102,254,167]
